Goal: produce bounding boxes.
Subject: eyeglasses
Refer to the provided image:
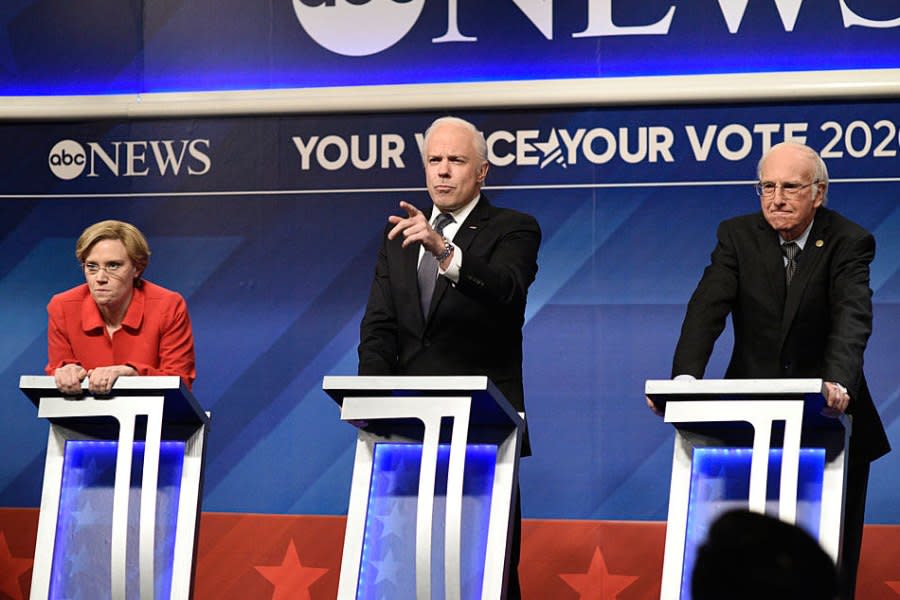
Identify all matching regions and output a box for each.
[83,261,126,276]
[755,181,818,198]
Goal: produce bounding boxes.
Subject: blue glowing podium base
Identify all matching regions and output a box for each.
[645,378,850,600]
[323,375,525,600]
[20,375,209,600]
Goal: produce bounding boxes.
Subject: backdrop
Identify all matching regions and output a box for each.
[1,0,899,94]
[2,102,898,525]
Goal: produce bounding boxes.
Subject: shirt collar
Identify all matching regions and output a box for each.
[429,193,480,227]
[780,219,814,251]
[80,283,145,332]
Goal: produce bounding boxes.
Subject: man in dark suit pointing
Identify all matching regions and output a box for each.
[358,115,541,597]
[661,141,889,599]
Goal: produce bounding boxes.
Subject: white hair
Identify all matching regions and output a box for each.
[757,142,829,205]
[420,116,488,167]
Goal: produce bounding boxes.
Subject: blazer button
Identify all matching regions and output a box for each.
[782,363,791,370]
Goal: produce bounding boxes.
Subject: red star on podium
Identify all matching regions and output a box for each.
[255,539,329,600]
[887,580,900,596]
[559,546,639,599]
[0,532,32,600]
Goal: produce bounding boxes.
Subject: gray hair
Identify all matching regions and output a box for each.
[421,116,488,167]
[757,141,829,205]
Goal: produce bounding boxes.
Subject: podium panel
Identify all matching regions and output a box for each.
[645,379,850,600]
[20,375,210,600]
[323,375,524,600]
[357,443,497,598]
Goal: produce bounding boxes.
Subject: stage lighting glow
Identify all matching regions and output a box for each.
[356,443,497,599]
[49,440,186,599]
[679,447,826,600]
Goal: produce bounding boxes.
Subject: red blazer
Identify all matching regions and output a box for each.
[46,280,196,388]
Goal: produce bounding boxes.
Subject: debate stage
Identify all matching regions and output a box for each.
[2,508,899,599]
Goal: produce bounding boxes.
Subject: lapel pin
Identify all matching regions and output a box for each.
[468,225,478,229]
[815,239,824,247]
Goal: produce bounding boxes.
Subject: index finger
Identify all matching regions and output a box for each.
[398,201,421,218]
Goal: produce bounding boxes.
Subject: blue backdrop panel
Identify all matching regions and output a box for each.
[0,103,898,526]
[0,1,898,94]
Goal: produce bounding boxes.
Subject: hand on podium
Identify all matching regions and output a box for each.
[85,365,138,395]
[647,374,697,417]
[54,364,87,395]
[53,363,138,396]
[822,381,850,416]
[646,396,664,417]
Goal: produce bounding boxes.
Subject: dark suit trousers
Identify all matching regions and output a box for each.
[506,487,523,600]
[841,456,870,600]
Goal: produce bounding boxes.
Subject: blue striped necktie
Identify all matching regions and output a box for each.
[782,241,800,285]
[417,212,454,316]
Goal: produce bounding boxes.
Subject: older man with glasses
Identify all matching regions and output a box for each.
[656,141,890,599]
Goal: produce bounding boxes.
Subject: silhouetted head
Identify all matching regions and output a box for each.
[692,509,838,600]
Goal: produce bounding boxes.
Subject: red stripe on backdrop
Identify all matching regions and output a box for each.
[1,509,899,599]
[521,520,664,599]
[193,513,343,599]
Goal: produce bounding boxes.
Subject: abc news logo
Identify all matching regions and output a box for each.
[48,139,211,180]
[292,0,423,57]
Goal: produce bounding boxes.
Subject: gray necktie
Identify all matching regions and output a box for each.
[417,212,455,317]
[782,242,800,285]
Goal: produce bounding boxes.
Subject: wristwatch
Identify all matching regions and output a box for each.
[435,238,453,262]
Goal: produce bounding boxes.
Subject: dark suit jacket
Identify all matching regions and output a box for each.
[672,207,890,462]
[358,195,541,449]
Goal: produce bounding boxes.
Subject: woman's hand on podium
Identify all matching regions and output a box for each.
[54,363,87,395]
[85,364,138,396]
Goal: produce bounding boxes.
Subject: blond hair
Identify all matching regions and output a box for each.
[76,220,151,280]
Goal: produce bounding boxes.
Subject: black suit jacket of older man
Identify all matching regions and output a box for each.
[672,206,890,462]
[358,194,541,449]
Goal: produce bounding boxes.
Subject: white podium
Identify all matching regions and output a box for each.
[645,378,850,600]
[21,375,210,600]
[323,375,525,600]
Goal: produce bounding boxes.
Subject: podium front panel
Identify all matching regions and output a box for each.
[356,443,497,599]
[679,447,827,599]
[50,440,186,599]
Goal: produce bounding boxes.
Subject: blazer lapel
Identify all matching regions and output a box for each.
[450,196,491,253]
[755,214,787,305]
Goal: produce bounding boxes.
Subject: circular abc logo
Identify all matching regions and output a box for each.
[292,0,424,57]
[48,140,87,180]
